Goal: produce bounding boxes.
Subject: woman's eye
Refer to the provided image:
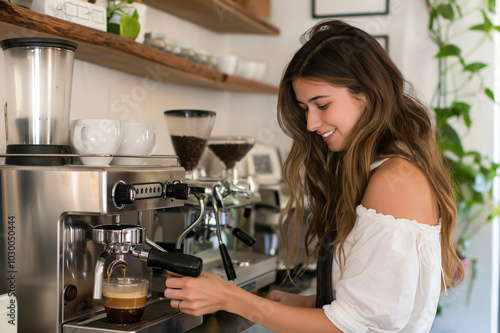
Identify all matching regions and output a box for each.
[318,104,329,110]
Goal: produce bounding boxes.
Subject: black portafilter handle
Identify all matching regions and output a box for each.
[146,248,203,277]
[231,227,256,247]
[219,243,237,281]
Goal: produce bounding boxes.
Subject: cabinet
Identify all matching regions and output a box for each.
[0,1,279,94]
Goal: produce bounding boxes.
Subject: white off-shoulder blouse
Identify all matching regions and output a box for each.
[323,205,443,333]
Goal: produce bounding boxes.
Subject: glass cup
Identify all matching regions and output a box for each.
[102,277,148,323]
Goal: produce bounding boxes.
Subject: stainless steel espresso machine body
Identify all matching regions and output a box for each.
[0,161,203,333]
[155,176,277,294]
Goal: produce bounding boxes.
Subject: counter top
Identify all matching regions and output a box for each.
[186,311,266,333]
[186,278,316,333]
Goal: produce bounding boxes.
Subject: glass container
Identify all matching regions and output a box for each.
[164,109,216,179]
[208,135,255,181]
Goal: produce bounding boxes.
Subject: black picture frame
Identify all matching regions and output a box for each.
[373,35,389,53]
[312,0,390,18]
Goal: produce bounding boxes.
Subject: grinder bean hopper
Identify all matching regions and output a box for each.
[163,109,216,179]
[208,135,256,183]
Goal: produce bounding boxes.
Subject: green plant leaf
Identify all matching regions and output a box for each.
[455,161,477,183]
[439,122,465,156]
[107,22,120,35]
[436,44,461,58]
[488,0,496,13]
[437,3,454,20]
[485,88,495,101]
[455,2,463,17]
[452,101,471,128]
[434,107,452,127]
[120,12,141,40]
[464,151,482,164]
[434,102,471,128]
[464,62,487,73]
[132,8,139,19]
[470,10,494,34]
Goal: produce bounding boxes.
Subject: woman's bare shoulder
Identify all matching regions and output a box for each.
[360,158,439,225]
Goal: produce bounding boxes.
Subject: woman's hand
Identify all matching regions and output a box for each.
[266,290,316,308]
[164,271,238,316]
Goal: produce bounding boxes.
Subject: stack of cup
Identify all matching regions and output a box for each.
[70,119,156,166]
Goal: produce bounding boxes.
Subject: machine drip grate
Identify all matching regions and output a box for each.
[79,299,179,331]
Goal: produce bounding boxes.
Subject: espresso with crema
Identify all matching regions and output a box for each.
[103,277,148,323]
[103,291,146,323]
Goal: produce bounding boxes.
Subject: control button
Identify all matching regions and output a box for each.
[114,183,136,206]
[164,181,190,200]
[64,284,77,302]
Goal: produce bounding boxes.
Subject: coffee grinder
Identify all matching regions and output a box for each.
[159,112,276,292]
[0,38,206,333]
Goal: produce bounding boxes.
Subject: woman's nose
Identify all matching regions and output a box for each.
[306,109,321,132]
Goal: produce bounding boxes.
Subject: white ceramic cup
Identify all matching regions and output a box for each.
[111,122,157,165]
[216,54,239,75]
[240,61,257,80]
[253,62,267,81]
[70,119,122,166]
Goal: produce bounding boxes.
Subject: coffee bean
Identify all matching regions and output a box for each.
[170,135,207,171]
[208,143,253,168]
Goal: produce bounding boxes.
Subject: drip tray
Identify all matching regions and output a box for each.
[63,298,202,333]
[202,250,277,292]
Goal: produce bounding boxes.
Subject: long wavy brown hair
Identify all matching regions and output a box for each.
[277,20,463,290]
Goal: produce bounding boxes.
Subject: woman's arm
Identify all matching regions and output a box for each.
[265,289,316,308]
[164,272,341,333]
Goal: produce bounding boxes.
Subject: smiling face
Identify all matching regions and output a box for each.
[293,78,367,152]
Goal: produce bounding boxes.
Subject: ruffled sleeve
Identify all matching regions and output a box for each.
[323,205,442,333]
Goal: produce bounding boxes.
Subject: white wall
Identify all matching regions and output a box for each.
[0,0,496,331]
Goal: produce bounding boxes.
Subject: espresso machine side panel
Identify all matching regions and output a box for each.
[0,168,104,333]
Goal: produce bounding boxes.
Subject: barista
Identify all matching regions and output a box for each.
[164,19,464,332]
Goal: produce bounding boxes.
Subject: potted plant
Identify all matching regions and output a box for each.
[424,0,499,314]
[106,0,141,40]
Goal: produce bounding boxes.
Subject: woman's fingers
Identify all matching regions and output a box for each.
[165,270,183,277]
[266,289,283,302]
[164,287,184,300]
[165,275,187,288]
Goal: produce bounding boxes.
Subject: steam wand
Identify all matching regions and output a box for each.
[212,184,237,281]
[175,190,206,250]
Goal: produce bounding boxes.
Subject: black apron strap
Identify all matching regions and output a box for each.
[315,230,337,308]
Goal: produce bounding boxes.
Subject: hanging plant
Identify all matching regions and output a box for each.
[106,0,141,40]
[424,0,499,314]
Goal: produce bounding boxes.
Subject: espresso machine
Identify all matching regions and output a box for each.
[158,112,277,293]
[0,38,205,333]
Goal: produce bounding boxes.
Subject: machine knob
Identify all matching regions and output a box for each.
[164,181,190,200]
[64,284,78,302]
[114,184,136,206]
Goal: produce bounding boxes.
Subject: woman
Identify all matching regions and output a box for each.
[164,20,464,332]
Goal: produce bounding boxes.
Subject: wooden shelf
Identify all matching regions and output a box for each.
[142,0,279,35]
[0,2,279,94]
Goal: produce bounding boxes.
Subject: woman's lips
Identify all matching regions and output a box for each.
[321,129,336,141]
